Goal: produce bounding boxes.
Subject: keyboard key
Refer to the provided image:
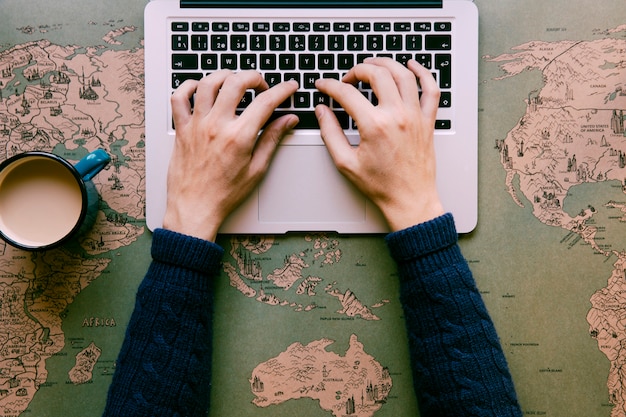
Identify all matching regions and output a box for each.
[191,35,208,51]
[414,22,432,31]
[334,22,351,32]
[386,34,403,50]
[299,54,316,70]
[231,35,247,50]
[294,91,311,108]
[313,22,331,32]
[304,73,320,89]
[293,23,311,32]
[172,54,198,70]
[406,35,422,50]
[270,35,286,50]
[253,22,270,32]
[172,35,189,50]
[318,54,335,70]
[435,54,452,88]
[354,22,371,32]
[308,34,325,51]
[265,73,281,87]
[439,91,451,108]
[279,54,296,70]
[250,35,267,50]
[172,22,189,32]
[211,35,228,50]
[212,22,229,32]
[338,54,354,70]
[435,120,451,129]
[367,35,383,50]
[347,35,364,51]
[434,22,452,31]
[289,35,306,51]
[374,22,391,31]
[270,111,348,129]
[328,35,345,51]
[233,22,250,31]
[415,53,432,69]
[192,22,210,32]
[260,54,277,70]
[221,54,237,70]
[201,54,218,70]
[240,54,257,70]
[172,73,202,88]
[274,22,290,32]
[425,35,451,50]
[394,22,412,31]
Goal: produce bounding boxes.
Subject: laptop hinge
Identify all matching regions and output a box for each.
[180,0,442,8]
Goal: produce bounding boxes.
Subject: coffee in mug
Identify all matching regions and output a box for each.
[0,149,111,250]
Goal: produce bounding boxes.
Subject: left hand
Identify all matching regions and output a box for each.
[163,70,299,241]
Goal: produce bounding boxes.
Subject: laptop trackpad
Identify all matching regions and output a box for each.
[259,146,366,223]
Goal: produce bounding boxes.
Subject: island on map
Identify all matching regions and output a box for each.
[250,334,392,417]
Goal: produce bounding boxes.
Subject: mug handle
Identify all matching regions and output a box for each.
[74,149,111,181]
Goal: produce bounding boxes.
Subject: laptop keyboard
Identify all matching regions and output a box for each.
[170,19,453,130]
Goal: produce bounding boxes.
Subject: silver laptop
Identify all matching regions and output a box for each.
[145,0,478,234]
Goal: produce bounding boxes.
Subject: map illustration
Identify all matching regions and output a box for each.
[486,24,626,416]
[0,0,625,416]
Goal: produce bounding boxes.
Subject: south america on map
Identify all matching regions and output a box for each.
[487,24,626,416]
[0,23,145,416]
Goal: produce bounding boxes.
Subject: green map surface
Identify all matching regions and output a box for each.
[0,0,625,415]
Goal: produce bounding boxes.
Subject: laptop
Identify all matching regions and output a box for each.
[144,0,478,234]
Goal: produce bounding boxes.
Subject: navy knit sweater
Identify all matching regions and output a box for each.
[103,213,522,416]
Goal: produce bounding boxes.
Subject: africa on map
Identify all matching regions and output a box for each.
[0,24,145,416]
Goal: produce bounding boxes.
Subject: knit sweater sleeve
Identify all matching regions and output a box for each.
[102,228,224,417]
[385,213,522,417]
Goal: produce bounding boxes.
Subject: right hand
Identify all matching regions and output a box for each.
[314,58,445,232]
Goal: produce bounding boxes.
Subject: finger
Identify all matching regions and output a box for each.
[211,71,268,120]
[315,104,356,176]
[250,114,299,176]
[407,59,441,122]
[171,79,199,130]
[363,57,421,105]
[193,70,233,117]
[239,79,299,129]
[341,61,403,106]
[315,77,372,123]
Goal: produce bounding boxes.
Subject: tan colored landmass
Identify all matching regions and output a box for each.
[0,29,144,415]
[250,334,392,417]
[488,28,626,416]
[68,342,102,384]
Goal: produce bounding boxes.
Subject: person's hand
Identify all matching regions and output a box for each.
[164,70,299,241]
[315,58,444,232]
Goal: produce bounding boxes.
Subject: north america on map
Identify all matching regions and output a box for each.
[487,24,626,416]
[0,25,145,416]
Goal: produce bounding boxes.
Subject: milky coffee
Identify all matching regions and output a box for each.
[0,157,83,247]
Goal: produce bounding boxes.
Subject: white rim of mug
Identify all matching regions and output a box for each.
[0,152,89,251]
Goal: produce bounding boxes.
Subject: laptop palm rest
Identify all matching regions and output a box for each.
[259,145,366,224]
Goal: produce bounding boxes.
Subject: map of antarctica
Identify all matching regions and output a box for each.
[0,0,625,415]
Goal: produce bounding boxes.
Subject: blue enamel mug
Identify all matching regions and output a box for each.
[0,149,111,251]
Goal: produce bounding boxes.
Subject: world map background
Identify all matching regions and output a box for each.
[0,0,625,416]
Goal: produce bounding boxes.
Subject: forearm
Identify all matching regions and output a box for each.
[386,214,522,416]
[103,229,223,417]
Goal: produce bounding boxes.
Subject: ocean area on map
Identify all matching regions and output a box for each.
[0,0,146,54]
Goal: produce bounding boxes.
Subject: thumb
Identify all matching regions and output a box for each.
[252,114,299,174]
[315,105,354,172]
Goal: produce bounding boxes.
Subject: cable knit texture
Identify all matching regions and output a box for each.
[104,215,522,416]
[103,228,223,417]
[386,213,522,416]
